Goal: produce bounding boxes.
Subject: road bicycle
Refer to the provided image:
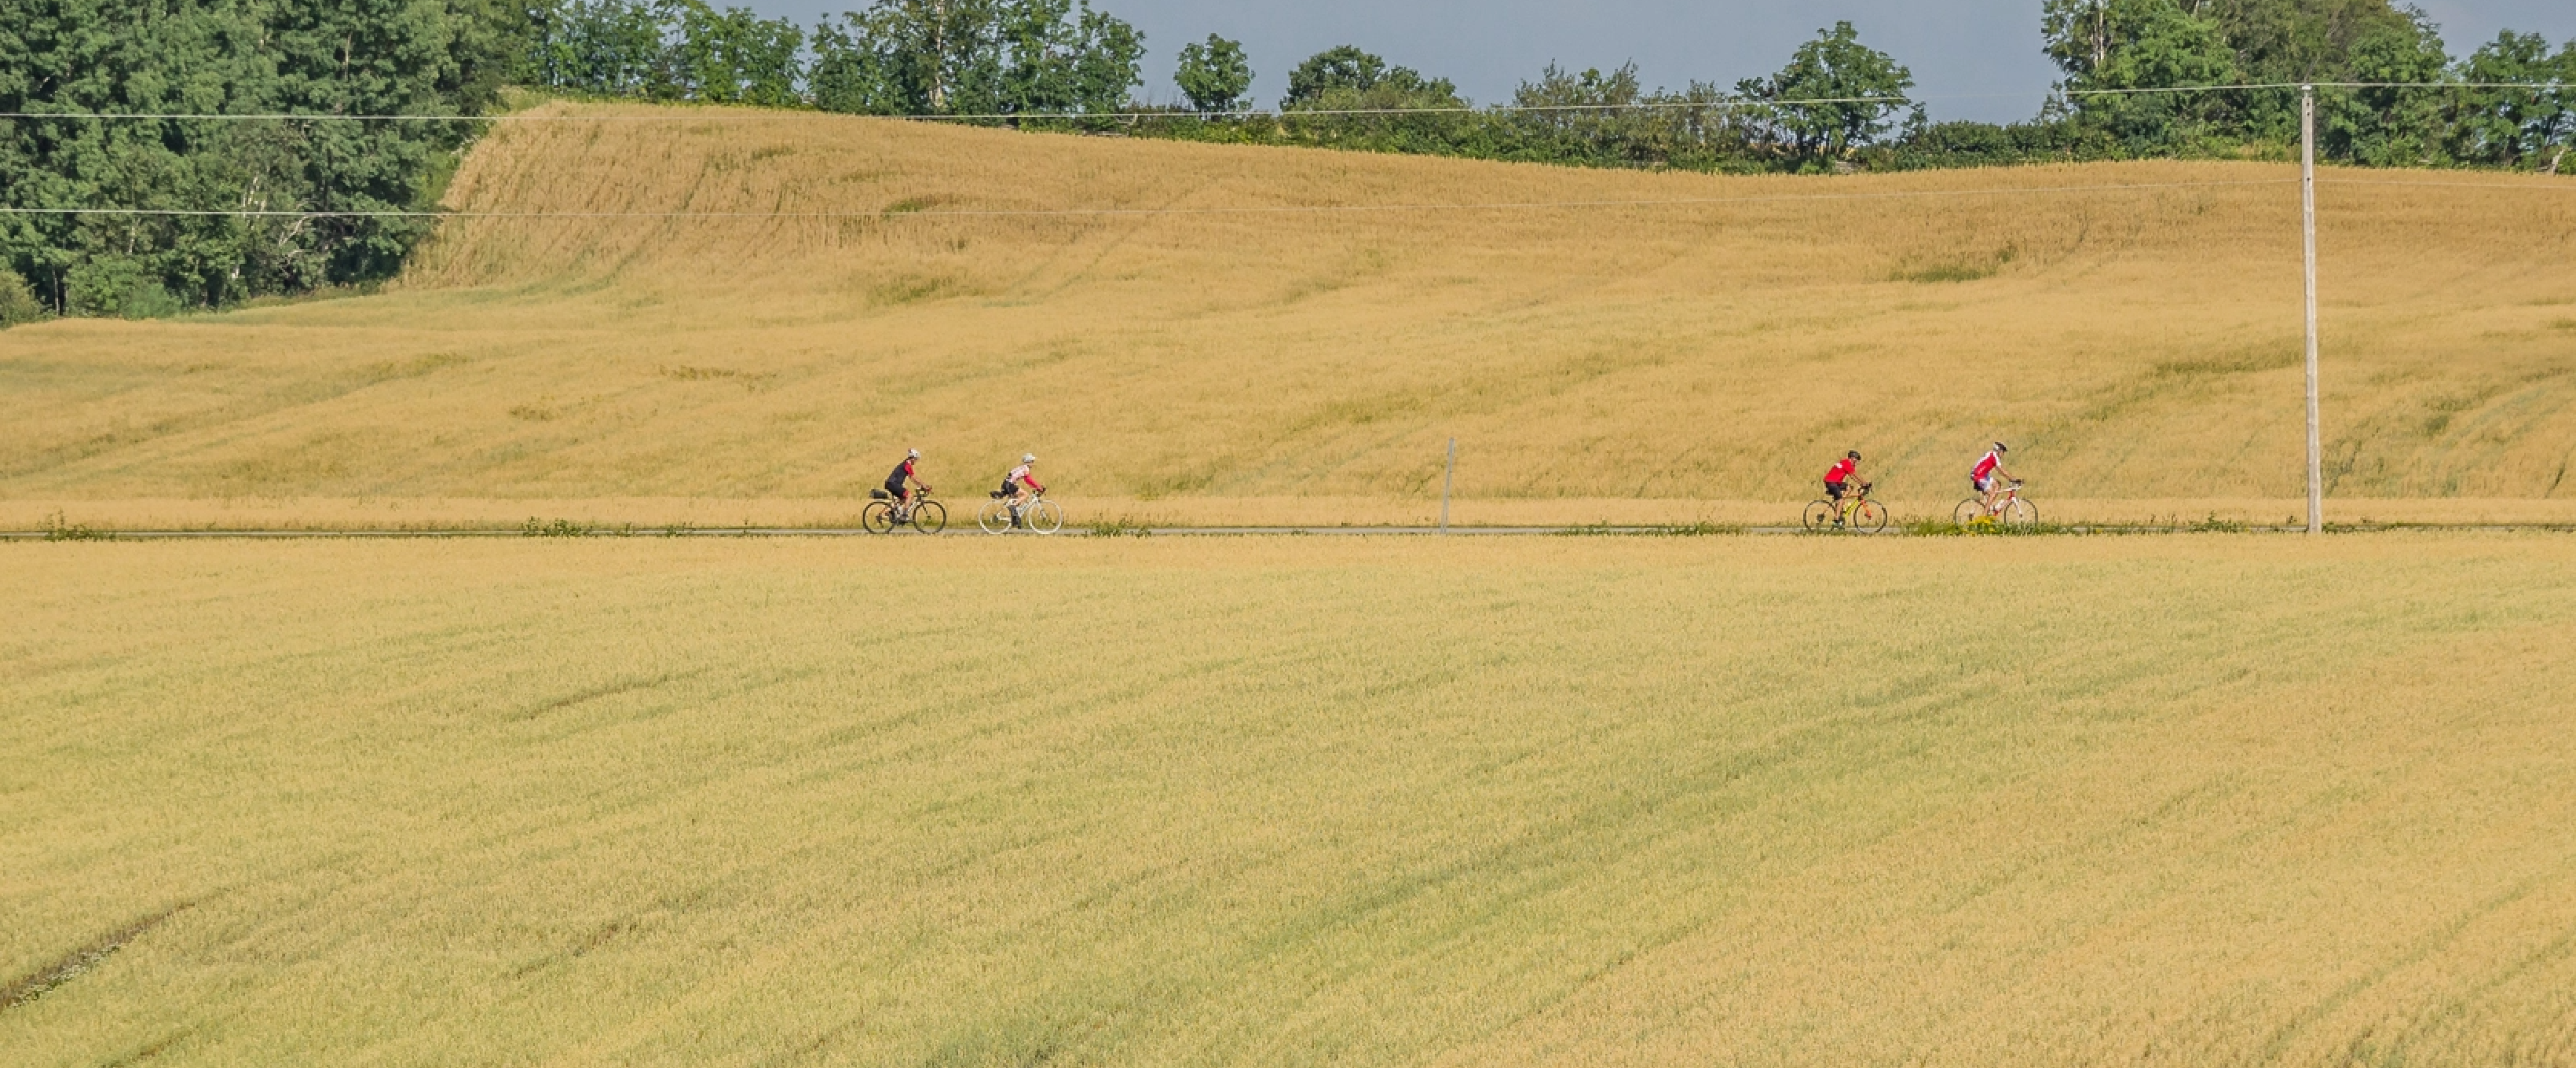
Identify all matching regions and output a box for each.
[862,488,946,535]
[1953,480,2037,529]
[979,490,1063,535]
[1802,481,1888,534]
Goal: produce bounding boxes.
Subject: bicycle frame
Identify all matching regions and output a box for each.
[1836,485,1874,521]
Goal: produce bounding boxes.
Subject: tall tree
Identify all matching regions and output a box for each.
[2318,8,2450,166]
[1736,21,1917,159]
[2044,0,2241,149]
[2451,31,2574,169]
[1173,33,1250,113]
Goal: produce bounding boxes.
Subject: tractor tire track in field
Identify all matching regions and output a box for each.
[0,900,196,1012]
[510,669,707,722]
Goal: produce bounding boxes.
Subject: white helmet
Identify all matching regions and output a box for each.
[907,448,920,459]
[1023,453,1036,463]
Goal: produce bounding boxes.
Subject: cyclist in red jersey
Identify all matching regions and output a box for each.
[1822,451,1865,525]
[1971,442,2017,514]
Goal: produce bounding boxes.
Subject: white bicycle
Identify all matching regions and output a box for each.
[979,491,1063,535]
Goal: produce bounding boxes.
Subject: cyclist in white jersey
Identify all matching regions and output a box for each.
[998,454,1045,525]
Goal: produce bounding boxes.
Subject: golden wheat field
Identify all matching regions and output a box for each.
[2,104,2573,529]
[5,535,2575,1065]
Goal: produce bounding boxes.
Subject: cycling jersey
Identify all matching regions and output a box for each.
[1824,459,1857,485]
[1972,451,2002,481]
[887,459,916,485]
[1006,463,1043,493]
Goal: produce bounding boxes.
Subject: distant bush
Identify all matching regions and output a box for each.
[0,269,46,328]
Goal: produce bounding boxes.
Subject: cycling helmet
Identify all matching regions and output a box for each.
[1993,441,2009,453]
[907,448,920,459]
[1023,453,1037,463]
[1846,450,1861,460]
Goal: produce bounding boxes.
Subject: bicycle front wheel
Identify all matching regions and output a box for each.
[862,501,897,535]
[2003,498,2038,529]
[1953,499,1985,528]
[978,500,1014,534]
[910,501,948,535]
[1026,499,1064,535]
[1802,500,1835,532]
[1851,499,1890,534]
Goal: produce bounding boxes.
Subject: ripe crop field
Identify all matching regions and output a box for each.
[3,104,2574,530]
[7,535,2576,1065]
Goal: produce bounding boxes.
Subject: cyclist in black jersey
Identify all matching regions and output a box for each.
[885,449,930,517]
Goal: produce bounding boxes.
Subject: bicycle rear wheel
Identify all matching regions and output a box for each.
[1952,499,1985,528]
[862,501,897,535]
[978,500,1014,534]
[1026,499,1064,535]
[910,501,948,534]
[1802,500,1836,532]
[2003,498,2038,529]
[1851,499,1890,534]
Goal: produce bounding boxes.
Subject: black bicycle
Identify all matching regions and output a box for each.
[862,488,946,534]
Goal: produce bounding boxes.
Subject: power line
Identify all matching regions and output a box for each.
[2,82,2563,123]
[2317,177,2576,191]
[0,179,2298,221]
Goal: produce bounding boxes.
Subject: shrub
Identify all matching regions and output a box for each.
[0,269,47,328]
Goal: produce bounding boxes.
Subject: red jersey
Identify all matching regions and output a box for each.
[1972,451,2002,480]
[1824,459,1857,484]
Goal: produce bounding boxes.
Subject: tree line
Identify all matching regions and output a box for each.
[3,0,2571,324]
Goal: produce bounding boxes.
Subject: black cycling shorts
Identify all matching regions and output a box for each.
[1824,481,1847,500]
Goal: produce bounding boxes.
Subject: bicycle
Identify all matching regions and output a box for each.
[1953,480,2037,529]
[862,488,946,535]
[1802,481,1888,534]
[979,490,1063,535]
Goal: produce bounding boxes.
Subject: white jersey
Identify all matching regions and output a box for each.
[1007,463,1034,486]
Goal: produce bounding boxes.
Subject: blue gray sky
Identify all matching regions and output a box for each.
[746,1,2576,123]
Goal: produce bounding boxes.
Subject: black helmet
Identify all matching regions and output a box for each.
[1846,450,1862,460]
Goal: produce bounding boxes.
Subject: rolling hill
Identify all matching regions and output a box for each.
[4,103,2573,528]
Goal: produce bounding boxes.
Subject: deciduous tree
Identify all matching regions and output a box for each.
[1174,33,1250,113]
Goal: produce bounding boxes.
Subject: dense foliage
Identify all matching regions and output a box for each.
[0,0,519,316]
[1172,33,1250,114]
[530,0,803,106]
[802,0,1140,117]
[2032,0,2574,168]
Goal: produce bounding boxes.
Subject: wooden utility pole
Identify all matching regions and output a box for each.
[2302,85,2322,535]
[1441,438,1456,534]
